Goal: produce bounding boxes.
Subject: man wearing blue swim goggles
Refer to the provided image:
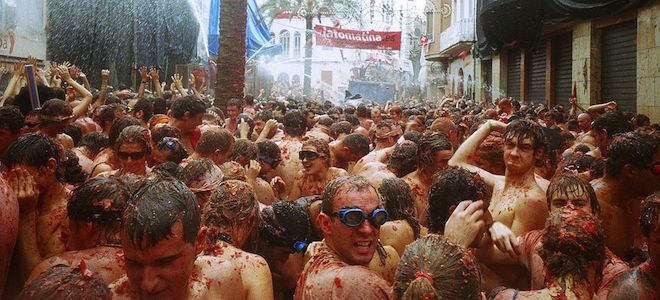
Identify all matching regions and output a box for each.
[295,175,394,299]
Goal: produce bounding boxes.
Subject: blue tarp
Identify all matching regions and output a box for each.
[208,0,282,59]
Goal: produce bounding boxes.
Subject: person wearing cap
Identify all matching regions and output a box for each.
[294,175,394,299]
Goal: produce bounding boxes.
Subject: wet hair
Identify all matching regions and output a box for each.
[394,235,481,300]
[428,167,491,233]
[606,132,659,177]
[231,139,258,164]
[356,104,370,118]
[196,127,234,157]
[592,112,632,138]
[560,154,604,178]
[62,149,88,186]
[257,139,281,162]
[342,133,370,157]
[244,94,254,106]
[179,158,218,186]
[64,124,82,146]
[330,121,353,138]
[343,114,360,127]
[0,106,24,133]
[150,124,181,144]
[152,161,183,178]
[108,116,142,146]
[389,106,403,116]
[219,161,247,181]
[417,133,453,169]
[122,175,200,249]
[78,132,109,158]
[283,110,306,137]
[430,117,457,136]
[18,265,109,300]
[640,191,660,237]
[634,114,650,127]
[303,137,331,166]
[379,178,421,239]
[403,131,422,144]
[132,98,154,122]
[227,98,243,109]
[503,119,546,151]
[387,141,418,177]
[39,99,73,126]
[5,133,62,171]
[540,209,605,282]
[153,97,168,115]
[96,104,123,127]
[170,95,206,119]
[201,180,259,244]
[13,84,62,115]
[317,115,334,127]
[259,200,312,248]
[546,174,599,213]
[156,137,188,164]
[321,175,379,215]
[115,125,152,155]
[573,144,591,154]
[253,111,273,123]
[68,177,130,241]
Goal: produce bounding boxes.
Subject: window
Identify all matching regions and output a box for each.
[425,1,435,41]
[293,32,301,57]
[279,30,290,56]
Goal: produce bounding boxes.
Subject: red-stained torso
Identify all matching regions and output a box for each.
[0,176,18,295]
[276,137,303,198]
[27,246,125,285]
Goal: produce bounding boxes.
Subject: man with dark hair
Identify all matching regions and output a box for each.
[295,175,393,299]
[5,133,69,283]
[329,120,353,140]
[330,133,370,172]
[169,95,206,153]
[590,111,633,157]
[188,126,235,167]
[352,121,399,174]
[355,140,418,189]
[450,119,549,289]
[403,133,454,227]
[608,192,660,300]
[243,94,256,118]
[131,98,154,124]
[277,110,307,198]
[109,175,243,299]
[592,131,659,261]
[224,98,243,133]
[0,106,24,158]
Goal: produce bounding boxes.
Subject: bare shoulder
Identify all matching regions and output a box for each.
[330,167,349,177]
[108,275,131,299]
[607,268,658,300]
[196,256,244,298]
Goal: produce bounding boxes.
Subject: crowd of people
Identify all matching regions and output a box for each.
[0,59,658,300]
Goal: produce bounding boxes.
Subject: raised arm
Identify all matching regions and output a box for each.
[171,74,187,98]
[137,66,148,98]
[58,63,93,119]
[91,69,110,111]
[0,61,25,107]
[149,67,163,98]
[448,120,507,188]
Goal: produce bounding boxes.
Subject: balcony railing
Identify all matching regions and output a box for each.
[439,18,476,53]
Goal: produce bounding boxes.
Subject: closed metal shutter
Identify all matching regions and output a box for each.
[507,49,521,100]
[483,59,493,101]
[553,33,572,108]
[601,21,637,113]
[527,44,546,103]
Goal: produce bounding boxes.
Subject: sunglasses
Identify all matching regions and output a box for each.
[117,151,146,160]
[24,122,40,128]
[299,150,323,161]
[332,208,388,228]
[259,155,281,168]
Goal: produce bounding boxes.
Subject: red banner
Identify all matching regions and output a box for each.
[315,25,401,50]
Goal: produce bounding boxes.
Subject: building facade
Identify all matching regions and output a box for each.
[426,0,659,120]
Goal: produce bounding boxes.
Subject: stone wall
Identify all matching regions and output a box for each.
[637,1,660,122]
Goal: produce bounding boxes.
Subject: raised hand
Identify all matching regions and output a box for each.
[26,56,38,67]
[100,69,110,82]
[149,67,159,82]
[12,61,25,77]
[444,200,487,248]
[139,66,149,82]
[7,168,40,213]
[171,74,184,90]
[245,160,262,181]
[57,64,72,81]
[188,73,196,89]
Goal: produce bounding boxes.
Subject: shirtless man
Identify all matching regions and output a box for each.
[0,173,18,296]
[305,115,333,142]
[607,192,660,300]
[168,95,206,153]
[592,131,659,261]
[330,133,370,172]
[276,110,307,198]
[589,111,633,158]
[289,138,348,199]
[403,133,453,227]
[5,134,69,283]
[187,126,234,167]
[27,177,131,285]
[295,175,393,299]
[352,120,398,174]
[109,175,243,299]
[429,117,459,148]
[574,113,596,146]
[356,140,418,190]
[449,119,549,288]
[224,98,243,133]
[200,180,273,300]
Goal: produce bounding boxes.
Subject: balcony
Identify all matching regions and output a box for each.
[439,18,476,56]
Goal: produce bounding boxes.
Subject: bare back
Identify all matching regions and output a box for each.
[207,242,273,300]
[27,246,125,285]
[276,138,303,198]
